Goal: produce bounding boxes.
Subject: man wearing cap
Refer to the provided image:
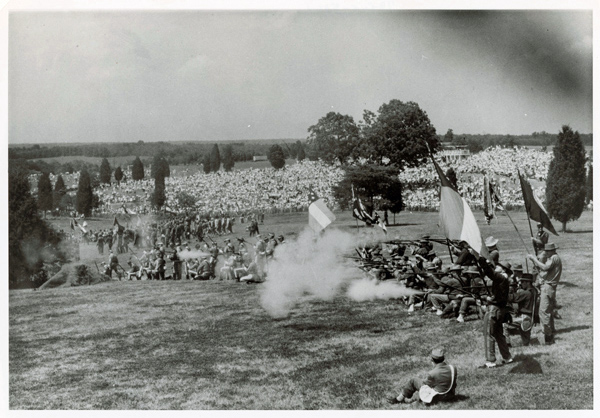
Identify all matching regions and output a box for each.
[531,223,550,255]
[485,236,500,267]
[429,265,464,316]
[406,263,441,312]
[388,348,457,404]
[527,243,562,345]
[456,265,485,323]
[472,250,513,367]
[505,273,536,346]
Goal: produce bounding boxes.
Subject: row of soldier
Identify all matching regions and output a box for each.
[354,223,561,367]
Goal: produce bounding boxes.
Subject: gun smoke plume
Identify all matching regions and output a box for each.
[260,227,415,318]
[178,250,211,260]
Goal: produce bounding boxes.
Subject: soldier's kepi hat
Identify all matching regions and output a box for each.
[431,347,445,361]
[544,243,558,251]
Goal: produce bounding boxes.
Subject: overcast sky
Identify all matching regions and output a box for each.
[8,9,593,144]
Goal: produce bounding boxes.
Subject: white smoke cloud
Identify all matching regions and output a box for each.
[178,250,211,260]
[346,278,419,302]
[260,228,361,318]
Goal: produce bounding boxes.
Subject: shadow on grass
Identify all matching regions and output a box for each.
[284,322,383,332]
[508,355,543,374]
[563,230,593,234]
[559,281,578,288]
[439,394,470,404]
[555,325,591,335]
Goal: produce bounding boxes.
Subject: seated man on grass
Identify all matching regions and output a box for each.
[388,347,457,405]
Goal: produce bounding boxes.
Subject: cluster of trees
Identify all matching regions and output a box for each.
[8,139,307,166]
[308,100,440,219]
[442,129,593,153]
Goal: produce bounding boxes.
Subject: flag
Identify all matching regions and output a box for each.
[70,219,74,230]
[352,197,374,224]
[518,170,558,235]
[122,204,137,215]
[72,218,87,234]
[431,155,489,258]
[308,187,336,233]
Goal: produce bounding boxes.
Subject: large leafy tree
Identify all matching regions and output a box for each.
[37,172,54,217]
[359,100,439,169]
[210,144,221,172]
[545,125,587,232]
[76,169,94,217]
[222,144,235,172]
[307,112,359,164]
[268,144,286,170]
[100,158,112,184]
[332,164,402,214]
[131,156,144,180]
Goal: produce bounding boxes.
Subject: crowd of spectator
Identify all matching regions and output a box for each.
[29,146,575,216]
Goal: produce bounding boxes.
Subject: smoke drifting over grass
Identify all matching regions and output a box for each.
[346,278,419,302]
[259,227,415,318]
[178,250,211,260]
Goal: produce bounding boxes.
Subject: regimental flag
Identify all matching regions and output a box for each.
[122,204,137,215]
[518,170,558,236]
[352,197,374,224]
[483,175,503,222]
[113,216,124,234]
[308,187,336,233]
[72,218,87,234]
[431,155,489,258]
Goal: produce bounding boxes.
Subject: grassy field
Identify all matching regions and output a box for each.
[9,210,593,409]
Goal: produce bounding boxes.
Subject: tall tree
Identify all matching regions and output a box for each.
[296,140,306,161]
[332,164,402,213]
[210,144,221,172]
[151,155,170,179]
[444,128,454,142]
[152,173,166,209]
[76,169,94,217]
[307,112,359,164]
[360,100,439,169]
[53,175,67,211]
[114,166,124,185]
[9,169,60,287]
[131,156,144,180]
[99,158,112,184]
[586,164,593,204]
[202,154,211,174]
[268,144,286,170]
[545,125,587,232]
[37,172,54,217]
[222,144,235,172]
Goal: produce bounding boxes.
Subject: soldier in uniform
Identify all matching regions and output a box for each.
[531,223,550,255]
[484,236,500,267]
[527,243,562,345]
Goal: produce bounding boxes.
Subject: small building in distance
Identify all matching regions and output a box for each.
[439,143,471,163]
[253,155,268,162]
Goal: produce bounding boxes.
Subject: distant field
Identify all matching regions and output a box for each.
[9,210,593,409]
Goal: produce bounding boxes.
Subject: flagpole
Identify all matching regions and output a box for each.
[446,238,455,263]
[352,184,359,230]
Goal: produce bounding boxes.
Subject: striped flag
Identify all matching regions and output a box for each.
[308,188,336,233]
[518,170,558,235]
[431,155,488,258]
[72,218,87,234]
[352,197,374,224]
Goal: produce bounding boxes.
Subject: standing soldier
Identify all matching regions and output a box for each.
[527,243,562,345]
[108,251,121,280]
[473,251,513,367]
[96,232,105,255]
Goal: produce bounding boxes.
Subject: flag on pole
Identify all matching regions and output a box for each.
[72,218,87,234]
[308,187,336,233]
[70,219,75,230]
[483,175,502,223]
[352,197,374,224]
[431,154,488,258]
[122,204,137,215]
[518,170,558,235]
